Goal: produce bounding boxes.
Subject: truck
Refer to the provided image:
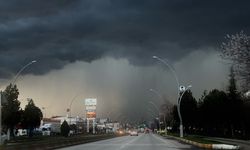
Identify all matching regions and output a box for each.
[41,123,61,136]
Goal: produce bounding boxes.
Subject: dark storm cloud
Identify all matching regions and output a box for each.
[0,0,250,78]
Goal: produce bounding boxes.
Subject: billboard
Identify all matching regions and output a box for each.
[86,111,96,118]
[85,98,97,119]
[85,98,97,106]
[86,105,96,111]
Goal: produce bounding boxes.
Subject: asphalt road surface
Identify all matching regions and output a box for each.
[58,133,201,150]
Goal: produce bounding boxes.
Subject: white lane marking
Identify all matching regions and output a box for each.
[86,135,131,145]
[119,135,142,149]
[81,143,169,146]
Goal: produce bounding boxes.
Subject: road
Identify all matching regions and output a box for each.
[58,133,201,150]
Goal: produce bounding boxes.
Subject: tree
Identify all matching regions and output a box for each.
[61,120,70,137]
[160,97,174,130]
[22,99,43,137]
[242,101,250,139]
[199,89,228,136]
[171,105,179,132]
[221,31,250,91]
[2,84,21,138]
[226,67,243,137]
[180,90,197,134]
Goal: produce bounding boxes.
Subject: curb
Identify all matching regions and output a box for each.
[163,135,240,149]
[212,144,240,150]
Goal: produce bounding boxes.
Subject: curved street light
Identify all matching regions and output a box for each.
[152,56,180,92]
[153,55,188,138]
[149,89,164,102]
[148,101,165,132]
[177,85,192,137]
[68,93,82,125]
[1,60,37,143]
[12,60,37,84]
[148,101,160,113]
[149,89,168,133]
[245,90,250,97]
[147,108,157,116]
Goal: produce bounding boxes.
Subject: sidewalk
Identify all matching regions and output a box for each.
[206,137,250,150]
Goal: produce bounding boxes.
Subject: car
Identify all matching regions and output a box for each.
[118,130,124,135]
[130,130,138,136]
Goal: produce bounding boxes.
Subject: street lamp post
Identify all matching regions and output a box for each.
[0,60,37,144]
[42,107,46,118]
[245,90,250,97]
[149,88,167,133]
[148,101,163,132]
[178,85,192,138]
[68,94,81,125]
[12,60,37,84]
[152,56,180,92]
[147,110,160,132]
[153,56,186,137]
[149,89,164,100]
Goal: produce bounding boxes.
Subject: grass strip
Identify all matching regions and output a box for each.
[165,133,221,144]
[2,134,121,150]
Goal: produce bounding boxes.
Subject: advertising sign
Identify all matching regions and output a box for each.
[86,105,96,110]
[85,98,97,106]
[86,109,96,112]
[86,111,96,118]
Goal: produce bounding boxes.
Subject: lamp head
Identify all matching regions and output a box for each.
[245,91,250,97]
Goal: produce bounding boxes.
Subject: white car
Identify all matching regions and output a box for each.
[130,131,138,136]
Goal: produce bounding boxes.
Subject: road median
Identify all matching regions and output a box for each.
[2,133,124,150]
[162,133,240,149]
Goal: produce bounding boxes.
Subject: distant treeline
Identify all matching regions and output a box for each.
[164,67,250,139]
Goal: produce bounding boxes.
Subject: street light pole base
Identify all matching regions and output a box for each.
[180,125,183,137]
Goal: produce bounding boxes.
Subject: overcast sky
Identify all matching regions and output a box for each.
[0,0,249,121]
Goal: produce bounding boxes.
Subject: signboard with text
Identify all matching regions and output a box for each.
[85,98,97,106]
[85,98,97,119]
[86,111,96,118]
[86,105,96,110]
